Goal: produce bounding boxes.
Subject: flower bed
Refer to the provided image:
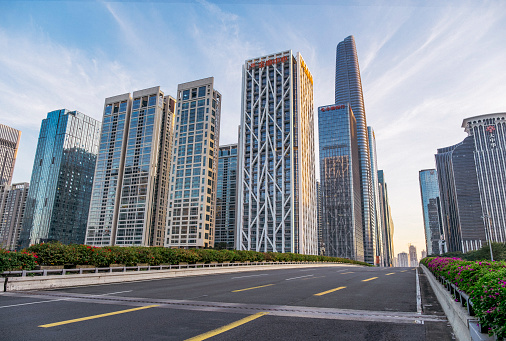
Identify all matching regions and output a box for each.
[421,257,506,339]
[0,242,371,272]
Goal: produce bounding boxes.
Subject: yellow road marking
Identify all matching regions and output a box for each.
[385,273,395,276]
[314,286,346,296]
[232,284,274,292]
[401,270,407,272]
[362,277,378,282]
[39,305,159,328]
[185,312,269,341]
[340,272,354,274]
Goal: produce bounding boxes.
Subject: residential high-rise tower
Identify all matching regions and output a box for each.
[0,124,21,187]
[0,182,29,250]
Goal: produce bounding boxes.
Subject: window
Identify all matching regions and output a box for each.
[198,86,206,97]
[182,90,190,100]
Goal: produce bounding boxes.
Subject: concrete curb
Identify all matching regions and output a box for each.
[420,264,495,341]
[5,263,350,291]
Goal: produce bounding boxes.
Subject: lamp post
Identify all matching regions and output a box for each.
[481,214,494,261]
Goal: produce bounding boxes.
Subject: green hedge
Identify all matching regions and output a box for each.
[0,242,371,271]
[0,249,38,272]
[421,257,506,339]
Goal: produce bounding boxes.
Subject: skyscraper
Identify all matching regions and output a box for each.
[19,110,100,248]
[215,143,238,249]
[86,87,175,247]
[0,182,29,250]
[435,136,485,253]
[368,126,381,265]
[316,180,324,255]
[237,50,318,254]
[397,252,408,267]
[0,124,21,187]
[419,169,444,255]
[409,244,418,267]
[319,104,363,261]
[463,113,506,244]
[336,35,375,264]
[378,170,394,267]
[165,77,221,248]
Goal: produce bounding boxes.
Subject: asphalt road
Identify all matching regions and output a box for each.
[0,265,454,340]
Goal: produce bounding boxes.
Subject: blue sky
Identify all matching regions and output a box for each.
[1,0,505,257]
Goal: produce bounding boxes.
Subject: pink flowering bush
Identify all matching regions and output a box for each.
[421,257,506,338]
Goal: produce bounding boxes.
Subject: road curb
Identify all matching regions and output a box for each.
[5,263,350,291]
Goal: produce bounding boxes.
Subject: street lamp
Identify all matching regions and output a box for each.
[481,213,494,261]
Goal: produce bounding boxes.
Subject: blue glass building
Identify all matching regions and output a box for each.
[419,169,444,255]
[18,110,101,248]
[318,104,363,261]
[215,143,237,249]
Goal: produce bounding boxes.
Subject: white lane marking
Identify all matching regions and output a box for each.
[0,290,133,309]
[285,275,314,281]
[231,274,269,279]
[416,267,422,314]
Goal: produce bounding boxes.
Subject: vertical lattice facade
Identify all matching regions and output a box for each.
[419,169,444,255]
[378,170,394,267]
[368,126,382,265]
[237,51,317,254]
[165,78,221,248]
[0,124,21,187]
[0,182,29,250]
[215,144,238,249]
[86,87,175,246]
[336,35,375,264]
[319,104,363,261]
[19,110,100,248]
[463,113,506,245]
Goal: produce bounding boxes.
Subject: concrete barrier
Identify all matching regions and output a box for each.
[4,263,349,291]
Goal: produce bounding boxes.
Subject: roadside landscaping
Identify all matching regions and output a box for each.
[421,256,506,339]
[1,242,371,273]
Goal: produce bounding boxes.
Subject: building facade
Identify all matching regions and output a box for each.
[419,169,444,255]
[397,252,408,267]
[408,244,418,267]
[336,35,376,264]
[368,126,382,265]
[378,170,394,267]
[215,144,238,249]
[463,113,506,244]
[86,87,175,247]
[435,136,486,253]
[316,180,323,255]
[19,110,100,248]
[0,124,21,187]
[237,50,318,254]
[165,78,221,248]
[0,182,29,250]
[319,104,363,261]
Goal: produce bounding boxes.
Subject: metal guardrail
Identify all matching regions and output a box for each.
[1,261,334,278]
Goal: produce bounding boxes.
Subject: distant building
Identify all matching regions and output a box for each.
[19,110,100,248]
[409,244,418,267]
[319,103,363,261]
[166,78,221,248]
[462,113,506,245]
[435,136,486,253]
[0,182,29,250]
[419,169,444,255]
[86,87,176,247]
[0,124,21,187]
[237,50,317,254]
[215,144,237,249]
[378,170,394,266]
[397,252,408,267]
[421,250,427,259]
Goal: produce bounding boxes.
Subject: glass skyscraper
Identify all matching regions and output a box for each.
[19,109,100,248]
[0,124,21,187]
[378,170,394,267]
[318,104,363,261]
[463,113,506,245]
[215,143,238,249]
[368,126,382,265]
[336,35,375,264]
[237,50,318,254]
[86,87,175,247]
[419,169,444,255]
[0,182,29,250]
[165,77,221,248]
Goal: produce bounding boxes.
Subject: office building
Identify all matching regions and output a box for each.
[419,169,444,255]
[336,35,375,264]
[316,180,324,255]
[397,252,408,267]
[463,113,506,244]
[0,124,21,187]
[435,136,485,253]
[86,87,175,247]
[409,244,418,267]
[421,250,427,259]
[215,143,238,249]
[0,182,29,250]
[319,104,363,261]
[368,126,382,265]
[237,50,318,254]
[19,110,100,248]
[165,77,221,248]
[378,170,394,266]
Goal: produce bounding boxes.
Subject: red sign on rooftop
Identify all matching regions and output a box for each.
[320,104,346,112]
